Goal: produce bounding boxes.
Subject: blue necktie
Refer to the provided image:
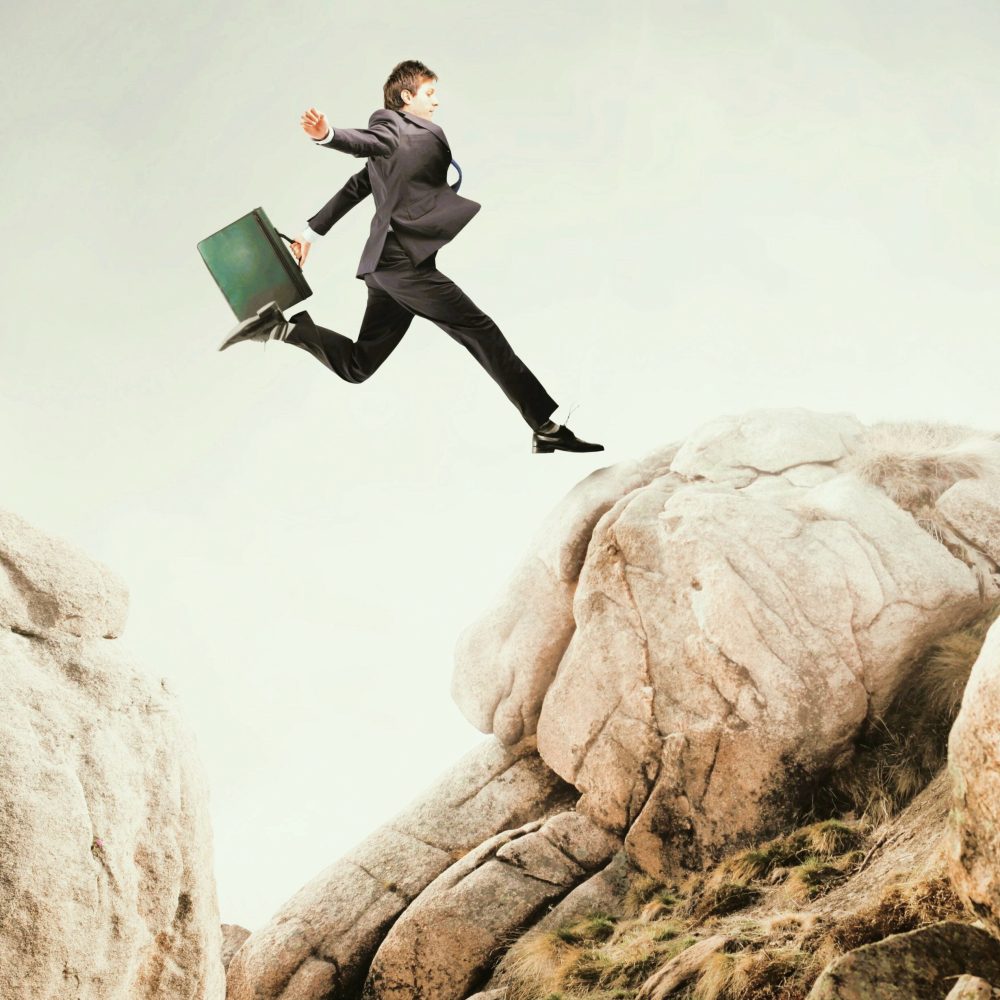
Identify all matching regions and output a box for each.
[449,157,463,193]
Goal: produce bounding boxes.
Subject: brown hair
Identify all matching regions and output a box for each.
[383,60,437,111]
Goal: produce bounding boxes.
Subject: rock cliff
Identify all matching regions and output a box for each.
[0,510,224,1000]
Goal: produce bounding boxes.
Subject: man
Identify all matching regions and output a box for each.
[219,60,602,454]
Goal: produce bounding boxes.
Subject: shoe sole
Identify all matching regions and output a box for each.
[218,304,285,351]
[532,440,603,454]
[219,322,284,352]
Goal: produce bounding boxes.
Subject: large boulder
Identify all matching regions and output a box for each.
[455,409,1000,877]
[226,735,577,1000]
[0,510,224,1000]
[948,617,1000,934]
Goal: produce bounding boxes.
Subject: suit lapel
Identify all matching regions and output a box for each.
[399,111,450,153]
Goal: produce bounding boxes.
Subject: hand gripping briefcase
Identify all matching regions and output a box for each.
[197,207,312,321]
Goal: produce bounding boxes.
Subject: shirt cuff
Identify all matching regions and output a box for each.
[312,125,333,144]
[301,225,322,243]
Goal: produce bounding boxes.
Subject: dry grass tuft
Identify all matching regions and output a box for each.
[823,713,941,828]
[844,421,1000,512]
[696,820,865,906]
[799,820,863,858]
[818,599,1000,827]
[916,603,1000,720]
[649,919,689,941]
[760,912,813,936]
[685,882,764,921]
[493,910,700,1000]
[562,948,616,990]
[599,921,700,991]
[554,915,618,946]
[897,872,970,924]
[802,872,969,963]
[491,926,584,1000]
[623,874,684,919]
[779,854,861,904]
[691,944,815,1000]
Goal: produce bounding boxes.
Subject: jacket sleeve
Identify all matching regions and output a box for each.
[306,165,373,236]
[313,109,400,159]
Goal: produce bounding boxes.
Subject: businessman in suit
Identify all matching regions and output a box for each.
[219,60,602,454]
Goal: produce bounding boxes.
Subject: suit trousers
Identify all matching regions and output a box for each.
[284,233,558,431]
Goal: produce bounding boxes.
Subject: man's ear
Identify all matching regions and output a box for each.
[399,89,412,106]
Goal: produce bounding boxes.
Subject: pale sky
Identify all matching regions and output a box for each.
[3,0,999,930]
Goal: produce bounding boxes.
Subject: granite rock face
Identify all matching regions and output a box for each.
[948,616,1000,935]
[0,510,224,1000]
[455,409,1000,877]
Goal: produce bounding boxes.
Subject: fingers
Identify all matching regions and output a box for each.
[299,108,326,137]
[290,240,310,268]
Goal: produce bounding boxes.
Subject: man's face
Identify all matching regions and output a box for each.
[401,78,438,120]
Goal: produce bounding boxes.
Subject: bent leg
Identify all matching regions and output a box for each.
[369,261,558,430]
[284,280,415,384]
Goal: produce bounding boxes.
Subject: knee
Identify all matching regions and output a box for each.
[345,368,370,385]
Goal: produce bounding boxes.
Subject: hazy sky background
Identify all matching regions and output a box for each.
[3,0,1000,930]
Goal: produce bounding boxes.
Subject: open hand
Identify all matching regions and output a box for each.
[300,107,329,140]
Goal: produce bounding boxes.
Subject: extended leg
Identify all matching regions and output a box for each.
[284,280,415,384]
[368,259,558,430]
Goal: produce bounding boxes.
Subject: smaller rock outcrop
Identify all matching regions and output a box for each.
[221,924,251,972]
[805,921,1000,999]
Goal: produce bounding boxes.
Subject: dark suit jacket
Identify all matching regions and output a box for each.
[307,109,482,278]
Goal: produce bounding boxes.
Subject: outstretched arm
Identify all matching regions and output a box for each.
[300,106,400,158]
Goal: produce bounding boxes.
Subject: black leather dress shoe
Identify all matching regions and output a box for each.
[218,302,288,351]
[532,423,604,453]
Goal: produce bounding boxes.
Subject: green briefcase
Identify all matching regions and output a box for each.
[197,207,312,321]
